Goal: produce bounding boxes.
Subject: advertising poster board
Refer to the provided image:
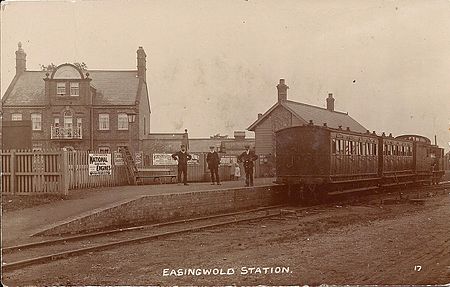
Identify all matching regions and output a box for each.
[89,153,112,176]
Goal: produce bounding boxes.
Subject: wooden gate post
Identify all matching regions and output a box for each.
[61,149,69,195]
[10,150,16,195]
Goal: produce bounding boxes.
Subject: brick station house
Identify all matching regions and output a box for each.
[1,43,151,153]
[247,79,367,177]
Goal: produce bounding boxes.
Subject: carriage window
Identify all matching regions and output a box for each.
[373,143,378,156]
[344,141,349,155]
[332,139,337,154]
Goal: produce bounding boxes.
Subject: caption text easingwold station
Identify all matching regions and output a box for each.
[162,266,291,277]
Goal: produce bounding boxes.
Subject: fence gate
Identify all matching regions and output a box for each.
[1,149,68,195]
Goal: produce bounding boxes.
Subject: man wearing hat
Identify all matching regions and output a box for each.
[172,144,192,185]
[206,146,221,185]
[238,145,258,187]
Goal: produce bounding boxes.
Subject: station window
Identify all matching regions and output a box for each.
[11,113,22,121]
[70,82,79,96]
[31,113,42,131]
[98,146,110,154]
[57,82,66,95]
[99,114,110,130]
[117,113,129,130]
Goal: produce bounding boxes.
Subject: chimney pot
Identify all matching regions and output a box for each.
[137,46,147,81]
[15,42,27,74]
[234,131,246,140]
[346,127,350,131]
[258,113,263,119]
[276,78,289,102]
[326,92,335,112]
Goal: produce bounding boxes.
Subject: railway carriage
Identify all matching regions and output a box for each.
[378,134,415,187]
[275,124,380,200]
[396,135,445,184]
[275,125,445,202]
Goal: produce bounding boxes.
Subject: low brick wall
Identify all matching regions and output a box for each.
[34,184,287,236]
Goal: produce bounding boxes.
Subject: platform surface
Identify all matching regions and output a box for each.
[2,178,276,245]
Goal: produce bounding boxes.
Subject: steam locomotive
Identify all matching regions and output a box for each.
[275,123,445,201]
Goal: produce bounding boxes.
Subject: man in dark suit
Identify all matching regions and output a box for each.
[172,144,192,185]
[238,145,258,187]
[206,146,221,185]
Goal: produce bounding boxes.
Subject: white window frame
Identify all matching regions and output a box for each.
[31,113,42,131]
[117,113,129,130]
[70,82,79,96]
[57,82,66,95]
[11,113,22,121]
[98,146,111,154]
[99,113,110,130]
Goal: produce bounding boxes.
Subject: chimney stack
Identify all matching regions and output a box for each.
[15,42,26,74]
[234,131,246,140]
[137,46,147,81]
[326,93,335,112]
[276,79,289,102]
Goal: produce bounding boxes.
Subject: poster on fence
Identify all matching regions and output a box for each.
[135,152,143,167]
[89,153,112,176]
[153,153,200,166]
[113,151,124,166]
[153,153,178,166]
[188,153,200,165]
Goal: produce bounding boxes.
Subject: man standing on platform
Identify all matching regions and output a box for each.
[238,145,258,187]
[172,144,192,185]
[206,146,221,185]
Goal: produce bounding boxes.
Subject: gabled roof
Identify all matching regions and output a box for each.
[2,70,142,106]
[247,100,367,133]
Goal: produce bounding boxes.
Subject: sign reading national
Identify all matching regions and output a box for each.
[89,154,112,176]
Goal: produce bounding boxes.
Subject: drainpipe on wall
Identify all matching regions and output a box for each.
[86,72,94,151]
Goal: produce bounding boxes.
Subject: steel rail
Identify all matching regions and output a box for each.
[2,210,283,272]
[4,204,286,253]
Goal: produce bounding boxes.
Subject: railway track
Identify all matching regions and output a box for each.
[3,182,448,272]
[2,205,288,272]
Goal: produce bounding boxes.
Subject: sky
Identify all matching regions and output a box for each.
[1,0,450,150]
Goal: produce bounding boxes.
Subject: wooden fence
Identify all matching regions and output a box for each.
[67,150,128,190]
[1,149,128,195]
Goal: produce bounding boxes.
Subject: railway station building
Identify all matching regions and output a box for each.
[247,79,367,177]
[1,43,151,153]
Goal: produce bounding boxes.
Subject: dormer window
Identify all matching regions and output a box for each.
[70,82,79,96]
[57,82,66,95]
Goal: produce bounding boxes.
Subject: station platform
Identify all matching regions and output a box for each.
[2,178,284,246]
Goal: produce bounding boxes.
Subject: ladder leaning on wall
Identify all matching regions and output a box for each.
[119,146,141,185]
